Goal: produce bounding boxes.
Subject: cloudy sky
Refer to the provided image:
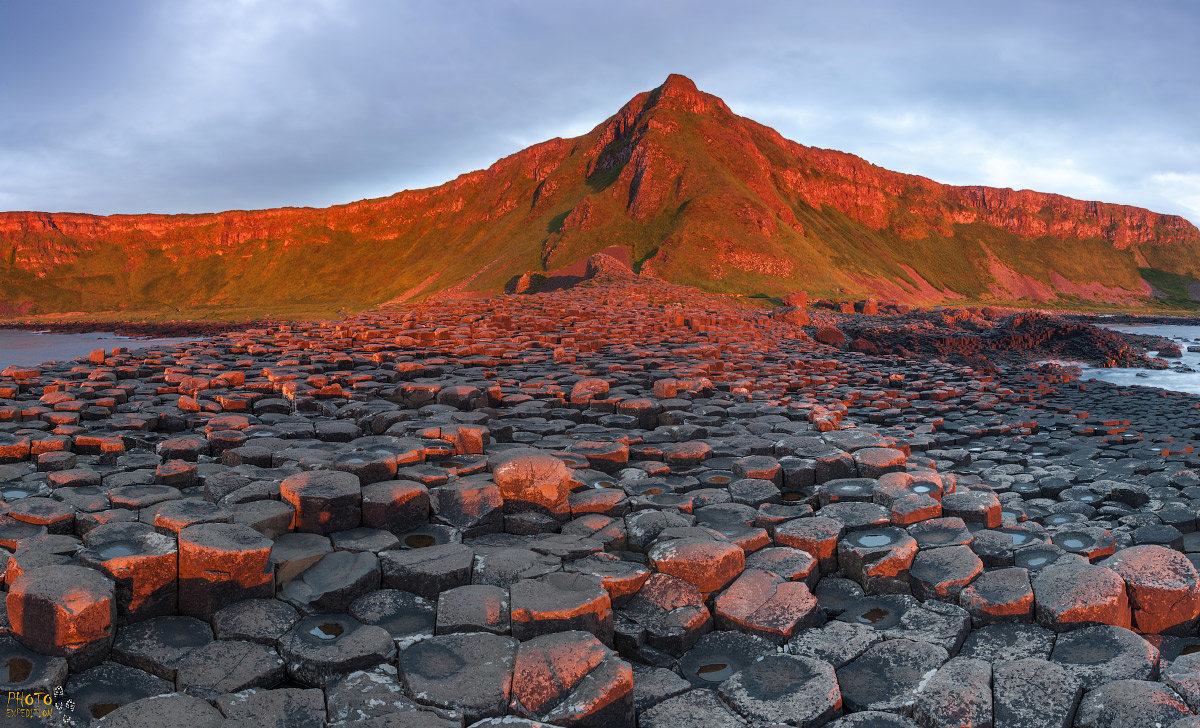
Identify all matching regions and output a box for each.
[2,1,1197,225]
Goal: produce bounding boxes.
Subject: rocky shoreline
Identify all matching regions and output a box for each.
[0,320,263,339]
[3,266,1200,726]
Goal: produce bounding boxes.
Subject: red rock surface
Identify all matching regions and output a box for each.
[3,75,1198,316]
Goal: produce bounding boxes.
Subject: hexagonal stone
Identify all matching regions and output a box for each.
[637,688,743,728]
[836,527,919,595]
[380,543,474,600]
[676,631,774,688]
[490,448,572,514]
[326,663,450,724]
[152,498,233,534]
[1164,652,1200,713]
[212,598,300,645]
[175,639,285,699]
[1032,560,1131,631]
[745,546,818,588]
[398,632,517,723]
[836,638,949,713]
[473,547,559,588]
[993,657,1081,728]
[230,501,294,542]
[787,620,883,669]
[429,476,504,536]
[713,569,820,644]
[908,517,974,549]
[349,589,436,648]
[563,553,650,607]
[362,480,430,534]
[0,635,68,694]
[774,516,844,572]
[958,566,1034,626]
[216,687,326,728]
[1103,544,1200,635]
[909,545,983,602]
[911,657,991,728]
[1049,624,1159,690]
[718,654,841,727]
[177,522,273,620]
[64,661,172,724]
[820,501,890,531]
[279,549,380,614]
[111,615,213,681]
[509,630,634,728]
[631,663,691,713]
[511,572,613,644]
[625,510,693,553]
[958,623,1055,663]
[1075,679,1190,728]
[618,573,712,657]
[269,531,332,585]
[1050,526,1116,562]
[92,693,225,728]
[940,490,1001,528]
[882,600,972,653]
[7,564,115,669]
[853,447,906,478]
[280,470,362,533]
[437,584,511,635]
[80,521,178,621]
[648,537,744,595]
[277,614,395,687]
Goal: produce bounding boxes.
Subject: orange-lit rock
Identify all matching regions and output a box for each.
[7,565,115,669]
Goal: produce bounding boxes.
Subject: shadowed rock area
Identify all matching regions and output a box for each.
[4,270,1200,726]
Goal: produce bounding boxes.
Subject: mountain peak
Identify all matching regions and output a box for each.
[650,73,727,115]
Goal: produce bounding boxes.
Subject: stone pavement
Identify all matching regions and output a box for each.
[4,267,1200,726]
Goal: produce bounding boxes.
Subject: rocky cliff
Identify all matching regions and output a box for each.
[3,74,1197,317]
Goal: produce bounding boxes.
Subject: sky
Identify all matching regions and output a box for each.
[1,1,1197,226]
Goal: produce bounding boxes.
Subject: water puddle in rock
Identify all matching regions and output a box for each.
[695,661,732,682]
[4,657,32,682]
[310,622,345,640]
[404,533,437,548]
[90,702,121,719]
[854,533,893,548]
[97,543,139,560]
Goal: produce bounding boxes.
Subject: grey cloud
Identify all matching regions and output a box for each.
[0,0,1195,224]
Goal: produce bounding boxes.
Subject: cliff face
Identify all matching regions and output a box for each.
[3,73,1197,317]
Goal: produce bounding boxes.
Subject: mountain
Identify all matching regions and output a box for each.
[3,74,1198,318]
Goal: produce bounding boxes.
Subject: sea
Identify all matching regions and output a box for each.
[1075,324,1200,395]
[0,329,200,369]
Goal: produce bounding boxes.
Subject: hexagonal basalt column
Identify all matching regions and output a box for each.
[648,537,745,595]
[713,569,821,644]
[908,545,983,603]
[836,527,919,595]
[7,565,115,669]
[490,448,572,518]
[509,630,634,728]
[1102,545,1200,635]
[510,572,614,644]
[1032,560,1130,631]
[80,521,179,622]
[280,470,362,534]
[277,613,394,687]
[177,523,273,620]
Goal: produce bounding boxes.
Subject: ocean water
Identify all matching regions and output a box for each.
[1077,324,1200,395]
[0,329,200,369]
